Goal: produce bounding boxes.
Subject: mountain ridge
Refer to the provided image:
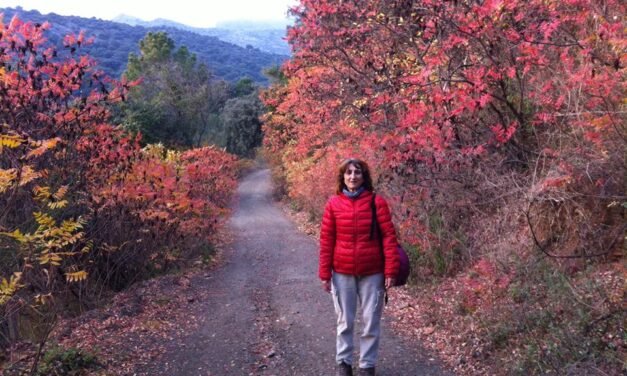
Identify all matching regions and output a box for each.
[0,7,288,84]
[111,14,291,56]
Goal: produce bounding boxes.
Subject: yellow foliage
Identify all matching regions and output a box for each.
[0,132,24,150]
[34,211,56,229]
[142,143,181,163]
[0,168,17,194]
[60,217,85,233]
[142,143,167,159]
[0,228,28,243]
[80,241,93,254]
[34,185,69,209]
[166,149,180,163]
[65,270,88,283]
[0,272,22,305]
[39,252,62,266]
[33,185,52,201]
[59,231,84,247]
[47,200,68,209]
[352,97,368,108]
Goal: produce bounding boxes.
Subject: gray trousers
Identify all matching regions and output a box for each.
[331,272,385,368]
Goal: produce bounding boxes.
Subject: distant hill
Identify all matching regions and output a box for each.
[112,15,292,56]
[0,7,288,84]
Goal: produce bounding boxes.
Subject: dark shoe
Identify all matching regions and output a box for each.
[358,367,375,376]
[336,361,353,376]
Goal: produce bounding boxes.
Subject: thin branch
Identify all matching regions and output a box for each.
[554,111,627,117]
[524,208,625,259]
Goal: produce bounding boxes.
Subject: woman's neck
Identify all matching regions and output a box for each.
[342,186,365,198]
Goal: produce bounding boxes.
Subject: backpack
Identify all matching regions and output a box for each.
[370,193,411,287]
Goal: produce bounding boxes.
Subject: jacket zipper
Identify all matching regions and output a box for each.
[353,197,358,275]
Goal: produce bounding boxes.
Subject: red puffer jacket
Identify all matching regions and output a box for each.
[319,190,400,280]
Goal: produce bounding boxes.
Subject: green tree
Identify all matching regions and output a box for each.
[263,65,287,86]
[221,93,265,157]
[194,80,230,147]
[122,32,228,148]
[125,32,174,80]
[232,77,256,97]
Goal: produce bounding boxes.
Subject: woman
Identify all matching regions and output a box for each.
[319,158,400,376]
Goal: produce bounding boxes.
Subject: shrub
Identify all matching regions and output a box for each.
[37,346,100,376]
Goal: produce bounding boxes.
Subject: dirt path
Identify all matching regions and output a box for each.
[140,169,452,376]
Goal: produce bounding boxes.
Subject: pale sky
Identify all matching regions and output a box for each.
[0,0,298,28]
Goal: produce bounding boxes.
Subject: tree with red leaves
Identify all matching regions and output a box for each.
[265,0,625,263]
[262,1,625,372]
[0,15,239,372]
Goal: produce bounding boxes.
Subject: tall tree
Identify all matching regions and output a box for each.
[122,32,228,147]
[232,77,257,97]
[221,93,265,157]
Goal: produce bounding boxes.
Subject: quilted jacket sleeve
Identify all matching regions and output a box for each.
[376,195,400,278]
[319,198,336,280]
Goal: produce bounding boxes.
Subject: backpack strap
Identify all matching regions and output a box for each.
[371,192,390,303]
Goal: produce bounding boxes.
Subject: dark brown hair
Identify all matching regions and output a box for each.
[336,158,374,194]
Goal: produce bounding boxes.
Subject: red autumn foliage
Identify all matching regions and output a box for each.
[0,14,239,362]
[264,0,625,266]
[262,0,625,373]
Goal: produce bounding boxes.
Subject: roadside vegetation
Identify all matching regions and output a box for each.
[0,17,262,374]
[262,0,625,374]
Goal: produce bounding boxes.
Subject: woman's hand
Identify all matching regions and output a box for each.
[321,279,331,293]
[385,277,396,289]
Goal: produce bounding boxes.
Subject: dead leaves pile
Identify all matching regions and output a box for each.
[55,272,204,375]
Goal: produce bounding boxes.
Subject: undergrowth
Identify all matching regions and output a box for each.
[478,258,625,375]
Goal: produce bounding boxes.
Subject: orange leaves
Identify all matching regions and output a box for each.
[542,176,572,189]
[92,143,238,242]
[16,165,42,187]
[107,86,124,103]
[26,137,61,159]
[271,4,626,374]
[0,66,6,85]
[531,159,576,196]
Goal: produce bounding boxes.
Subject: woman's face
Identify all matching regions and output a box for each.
[344,163,364,192]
